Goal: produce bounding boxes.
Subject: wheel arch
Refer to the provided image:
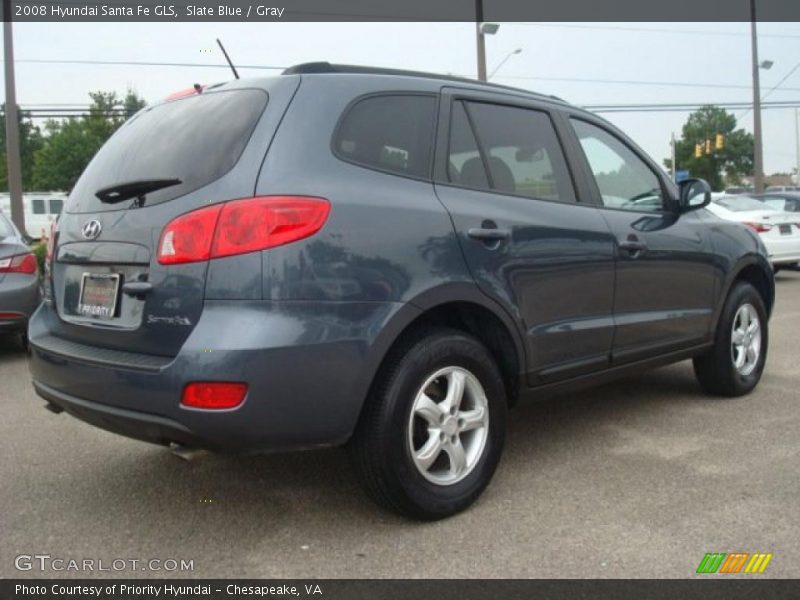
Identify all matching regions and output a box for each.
[718,254,775,325]
[348,283,526,441]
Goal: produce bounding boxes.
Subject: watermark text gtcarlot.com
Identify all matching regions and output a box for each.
[15,554,194,572]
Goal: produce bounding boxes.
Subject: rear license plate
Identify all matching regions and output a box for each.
[779,224,792,235]
[77,273,121,319]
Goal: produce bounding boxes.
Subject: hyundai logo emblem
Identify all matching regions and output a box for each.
[82,220,102,240]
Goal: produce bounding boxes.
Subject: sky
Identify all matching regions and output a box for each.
[2,21,800,176]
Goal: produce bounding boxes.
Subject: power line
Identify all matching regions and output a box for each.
[11,100,800,119]
[17,57,800,94]
[738,61,800,119]
[502,22,800,40]
[15,58,286,70]
[496,74,800,93]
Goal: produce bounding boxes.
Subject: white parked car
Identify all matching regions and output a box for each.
[706,195,800,270]
[0,192,66,239]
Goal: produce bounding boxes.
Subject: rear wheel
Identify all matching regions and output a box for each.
[693,282,768,397]
[350,328,507,520]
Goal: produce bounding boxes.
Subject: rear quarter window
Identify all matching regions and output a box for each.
[333,94,437,180]
[67,89,268,213]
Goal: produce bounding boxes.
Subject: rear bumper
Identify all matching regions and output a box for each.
[34,380,201,448]
[29,299,409,452]
[763,234,800,265]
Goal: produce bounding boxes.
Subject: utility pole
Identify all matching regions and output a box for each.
[475,0,487,81]
[795,108,799,186]
[750,2,765,193]
[670,132,677,183]
[3,0,26,234]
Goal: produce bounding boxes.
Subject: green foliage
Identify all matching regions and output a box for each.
[0,106,44,191]
[31,90,146,192]
[664,105,754,191]
[31,241,47,275]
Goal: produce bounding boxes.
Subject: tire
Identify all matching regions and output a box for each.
[19,332,30,354]
[693,282,768,397]
[349,327,507,520]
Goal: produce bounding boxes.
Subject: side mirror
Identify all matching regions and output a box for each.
[678,178,711,212]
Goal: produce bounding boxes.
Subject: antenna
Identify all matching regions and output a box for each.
[216,38,240,80]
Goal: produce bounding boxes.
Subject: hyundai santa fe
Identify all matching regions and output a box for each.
[29,63,775,519]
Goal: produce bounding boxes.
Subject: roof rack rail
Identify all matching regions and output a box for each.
[282,62,566,104]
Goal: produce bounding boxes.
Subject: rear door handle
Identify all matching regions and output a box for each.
[467,227,511,242]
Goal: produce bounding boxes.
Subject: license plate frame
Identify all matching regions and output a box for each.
[77,272,121,320]
[779,224,792,235]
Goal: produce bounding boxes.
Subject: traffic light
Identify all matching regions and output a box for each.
[705,139,712,154]
[695,143,703,158]
[715,133,725,150]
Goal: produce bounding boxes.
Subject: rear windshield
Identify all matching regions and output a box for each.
[67,89,268,213]
[715,196,772,212]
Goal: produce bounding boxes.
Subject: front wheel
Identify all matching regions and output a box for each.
[349,328,507,520]
[693,282,768,397]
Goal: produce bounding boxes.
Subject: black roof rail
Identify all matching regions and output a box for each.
[282,62,566,104]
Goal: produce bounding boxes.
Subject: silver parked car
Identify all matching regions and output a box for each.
[0,211,40,346]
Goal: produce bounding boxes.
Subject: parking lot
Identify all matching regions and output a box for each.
[1,270,799,579]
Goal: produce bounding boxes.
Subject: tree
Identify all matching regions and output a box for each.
[664,105,754,191]
[0,105,44,191]
[31,90,146,192]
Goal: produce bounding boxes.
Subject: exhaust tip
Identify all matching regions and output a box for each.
[44,402,64,414]
[169,442,208,462]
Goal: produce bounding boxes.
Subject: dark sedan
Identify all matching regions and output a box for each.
[0,211,40,345]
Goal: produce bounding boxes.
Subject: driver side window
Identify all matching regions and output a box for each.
[571,119,664,213]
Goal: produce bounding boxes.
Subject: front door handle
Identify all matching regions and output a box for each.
[618,235,648,257]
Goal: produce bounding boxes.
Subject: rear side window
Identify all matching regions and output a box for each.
[448,101,576,203]
[67,89,268,213]
[333,94,436,179]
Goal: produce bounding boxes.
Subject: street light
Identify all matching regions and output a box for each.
[750,0,770,193]
[475,18,499,82]
[488,48,522,80]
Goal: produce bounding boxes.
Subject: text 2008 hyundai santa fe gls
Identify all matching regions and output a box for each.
[29,63,774,519]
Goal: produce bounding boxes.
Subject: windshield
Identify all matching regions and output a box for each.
[714,195,774,212]
[67,89,268,213]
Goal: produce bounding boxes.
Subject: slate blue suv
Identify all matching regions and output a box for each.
[29,63,774,519]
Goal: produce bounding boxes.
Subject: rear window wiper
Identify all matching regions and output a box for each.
[95,178,182,205]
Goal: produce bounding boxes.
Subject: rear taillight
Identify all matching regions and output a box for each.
[743,222,773,233]
[181,382,248,410]
[0,253,37,274]
[157,204,223,265]
[0,312,25,320]
[157,196,330,265]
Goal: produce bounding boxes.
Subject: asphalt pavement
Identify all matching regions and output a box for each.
[2,271,799,579]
